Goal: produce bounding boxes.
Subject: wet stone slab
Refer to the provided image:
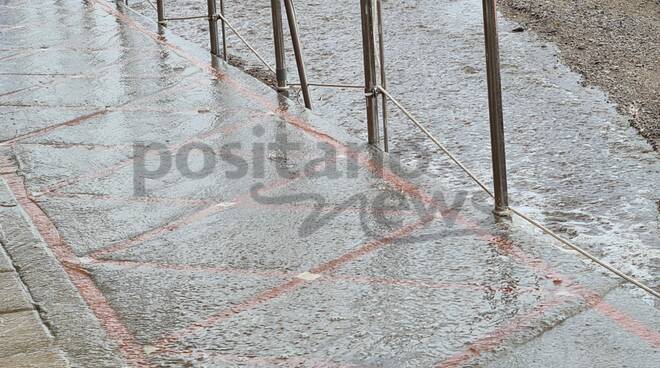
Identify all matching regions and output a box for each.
[0,247,13,272]
[0,106,100,143]
[0,350,70,368]
[86,262,290,344]
[483,287,660,368]
[154,281,563,368]
[0,272,33,313]
[0,310,52,359]
[31,195,204,257]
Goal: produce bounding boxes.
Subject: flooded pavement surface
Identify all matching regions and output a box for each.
[0,0,658,367]
[132,0,660,296]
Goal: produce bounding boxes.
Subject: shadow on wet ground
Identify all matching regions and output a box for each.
[0,0,658,367]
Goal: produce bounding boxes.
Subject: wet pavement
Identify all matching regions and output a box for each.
[134,0,660,294]
[0,0,658,367]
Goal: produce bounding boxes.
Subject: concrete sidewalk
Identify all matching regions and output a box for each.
[0,0,658,367]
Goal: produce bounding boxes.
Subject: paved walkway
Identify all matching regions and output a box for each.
[0,0,658,367]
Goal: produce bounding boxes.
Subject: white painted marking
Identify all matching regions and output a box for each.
[296,271,321,281]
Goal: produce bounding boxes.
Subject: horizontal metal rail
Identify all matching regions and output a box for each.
[151,6,273,74]
[378,86,659,299]
[290,82,363,89]
[163,15,209,21]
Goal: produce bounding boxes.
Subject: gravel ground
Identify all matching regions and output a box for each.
[498,0,660,152]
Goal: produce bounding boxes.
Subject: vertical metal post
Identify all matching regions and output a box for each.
[156,0,165,25]
[376,0,388,152]
[482,0,509,216]
[283,0,312,109]
[271,0,288,95]
[207,0,220,56]
[360,0,380,146]
[219,0,228,61]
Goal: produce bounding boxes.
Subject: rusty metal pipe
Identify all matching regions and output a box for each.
[283,0,312,109]
[482,0,509,217]
[376,0,388,152]
[219,0,228,61]
[360,0,380,146]
[156,0,165,25]
[271,0,288,94]
[206,0,220,56]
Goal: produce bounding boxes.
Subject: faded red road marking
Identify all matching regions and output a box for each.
[0,84,42,98]
[89,258,294,280]
[154,278,306,351]
[324,273,542,295]
[435,294,569,368]
[92,257,544,296]
[47,191,215,207]
[2,69,204,147]
[88,171,306,259]
[152,214,435,352]
[47,189,427,217]
[94,0,660,351]
[310,214,436,275]
[429,238,660,366]
[36,113,250,196]
[162,350,375,368]
[0,48,40,62]
[2,109,109,145]
[0,171,151,367]
[592,300,660,348]
[437,283,660,368]
[484,238,660,348]
[88,201,235,259]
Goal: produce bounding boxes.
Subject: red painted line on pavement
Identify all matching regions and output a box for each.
[0,49,40,61]
[2,68,203,148]
[484,238,660,348]
[151,214,435,352]
[163,350,374,368]
[429,237,660,366]
[310,215,436,275]
[88,172,301,259]
[2,109,108,146]
[88,201,233,259]
[91,258,536,296]
[36,114,248,196]
[592,300,660,348]
[435,294,569,368]
[47,191,215,207]
[0,169,151,368]
[154,278,305,351]
[0,84,41,98]
[89,259,294,280]
[437,283,660,368]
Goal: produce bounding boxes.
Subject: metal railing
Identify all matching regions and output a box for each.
[147,1,506,211]
[131,0,658,299]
